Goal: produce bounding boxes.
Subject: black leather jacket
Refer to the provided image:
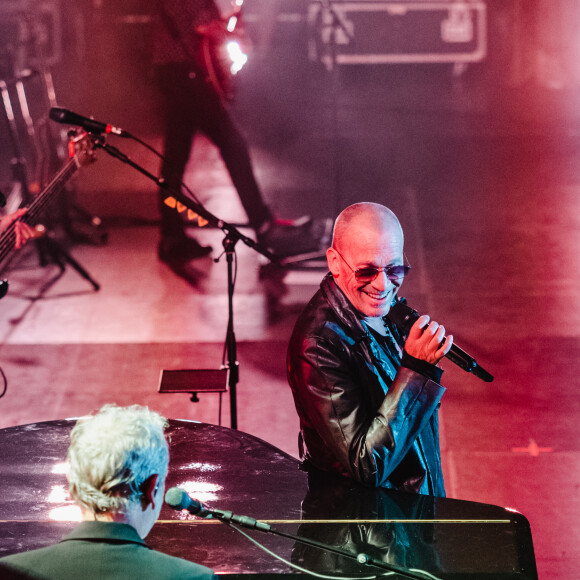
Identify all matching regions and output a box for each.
[287,273,446,495]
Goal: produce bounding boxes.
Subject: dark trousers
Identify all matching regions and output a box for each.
[156,63,271,238]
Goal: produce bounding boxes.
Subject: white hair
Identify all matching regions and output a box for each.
[67,404,169,515]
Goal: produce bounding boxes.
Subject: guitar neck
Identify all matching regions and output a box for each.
[0,156,80,266]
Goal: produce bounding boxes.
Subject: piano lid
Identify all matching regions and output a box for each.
[0,420,537,579]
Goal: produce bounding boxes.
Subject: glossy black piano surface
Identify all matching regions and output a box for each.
[0,420,537,579]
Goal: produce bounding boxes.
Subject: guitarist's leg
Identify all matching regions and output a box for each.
[198,85,271,232]
[199,87,327,259]
[156,64,212,262]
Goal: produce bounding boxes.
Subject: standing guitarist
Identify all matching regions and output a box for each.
[153,0,324,280]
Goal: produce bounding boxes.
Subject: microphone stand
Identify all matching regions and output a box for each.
[223,232,239,428]
[90,134,276,429]
[204,508,437,580]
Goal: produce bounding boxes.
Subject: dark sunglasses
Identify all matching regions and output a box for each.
[334,247,411,283]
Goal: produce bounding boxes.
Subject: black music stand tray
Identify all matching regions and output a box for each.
[158,368,229,404]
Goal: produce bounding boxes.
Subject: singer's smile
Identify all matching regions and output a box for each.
[327,211,405,319]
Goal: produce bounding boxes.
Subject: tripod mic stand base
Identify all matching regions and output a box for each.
[36,233,100,292]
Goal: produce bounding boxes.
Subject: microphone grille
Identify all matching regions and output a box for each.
[164,487,188,510]
[49,108,67,122]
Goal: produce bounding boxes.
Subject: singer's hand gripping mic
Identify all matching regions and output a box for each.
[387,298,494,382]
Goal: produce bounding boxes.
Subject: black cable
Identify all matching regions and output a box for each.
[127,132,205,207]
[226,522,442,580]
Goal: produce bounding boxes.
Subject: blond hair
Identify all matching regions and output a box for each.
[67,404,169,514]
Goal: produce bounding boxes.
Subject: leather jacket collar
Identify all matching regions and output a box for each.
[319,273,368,341]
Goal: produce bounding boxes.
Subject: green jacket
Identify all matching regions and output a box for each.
[0,521,215,580]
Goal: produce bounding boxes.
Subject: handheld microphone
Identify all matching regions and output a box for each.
[49,108,130,137]
[165,487,271,531]
[387,298,494,382]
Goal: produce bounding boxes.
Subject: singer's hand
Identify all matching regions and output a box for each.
[404,315,453,365]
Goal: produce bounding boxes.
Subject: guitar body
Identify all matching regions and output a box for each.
[197,13,248,100]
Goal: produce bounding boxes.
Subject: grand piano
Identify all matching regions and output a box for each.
[0,420,537,579]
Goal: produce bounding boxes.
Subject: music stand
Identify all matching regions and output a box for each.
[158,368,229,404]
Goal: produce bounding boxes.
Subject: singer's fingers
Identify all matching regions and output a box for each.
[426,321,441,338]
[405,318,451,364]
[441,334,454,357]
[432,324,445,345]
[418,320,441,347]
[408,315,430,339]
[422,323,443,363]
[433,330,453,362]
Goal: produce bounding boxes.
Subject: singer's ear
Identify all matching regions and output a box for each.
[141,474,160,510]
[326,247,340,277]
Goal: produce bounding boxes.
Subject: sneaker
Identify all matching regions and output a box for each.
[158,236,212,263]
[257,217,332,259]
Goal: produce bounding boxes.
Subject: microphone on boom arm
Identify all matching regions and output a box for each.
[164,487,271,531]
[49,107,131,138]
[386,297,494,382]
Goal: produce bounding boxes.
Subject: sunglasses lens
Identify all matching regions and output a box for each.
[354,265,410,282]
[388,266,410,278]
[355,268,379,282]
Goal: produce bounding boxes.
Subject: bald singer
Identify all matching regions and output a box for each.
[287,202,453,495]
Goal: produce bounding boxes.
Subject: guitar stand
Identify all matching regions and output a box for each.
[64,202,109,247]
[35,231,100,292]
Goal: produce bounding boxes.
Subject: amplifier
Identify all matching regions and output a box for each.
[308,1,487,67]
[0,1,62,69]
